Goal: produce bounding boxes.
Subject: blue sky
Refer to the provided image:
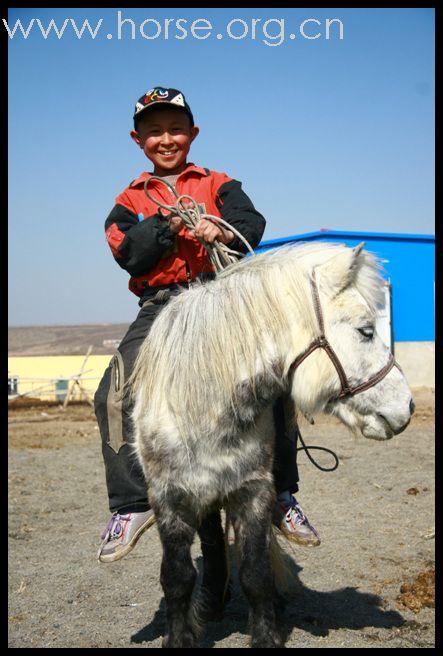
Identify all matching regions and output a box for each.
[7,8,434,326]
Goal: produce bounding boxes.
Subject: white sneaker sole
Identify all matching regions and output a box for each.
[277,523,321,547]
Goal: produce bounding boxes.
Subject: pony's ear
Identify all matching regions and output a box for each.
[316,242,365,295]
[353,241,365,258]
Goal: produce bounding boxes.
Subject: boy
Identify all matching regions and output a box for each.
[95,87,320,563]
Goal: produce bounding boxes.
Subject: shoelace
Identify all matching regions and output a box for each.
[292,505,307,525]
[284,501,320,539]
[97,513,131,560]
[100,513,130,541]
[282,502,306,526]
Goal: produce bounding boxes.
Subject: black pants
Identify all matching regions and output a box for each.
[94,297,299,514]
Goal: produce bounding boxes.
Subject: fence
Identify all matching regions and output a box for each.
[8,375,102,403]
[8,354,113,403]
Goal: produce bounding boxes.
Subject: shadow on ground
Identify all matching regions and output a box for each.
[130,551,406,648]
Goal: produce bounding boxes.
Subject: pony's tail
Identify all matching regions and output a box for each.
[270,527,296,593]
[226,512,297,596]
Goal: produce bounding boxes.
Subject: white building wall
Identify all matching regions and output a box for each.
[394,341,435,388]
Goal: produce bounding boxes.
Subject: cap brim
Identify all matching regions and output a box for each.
[133,102,192,121]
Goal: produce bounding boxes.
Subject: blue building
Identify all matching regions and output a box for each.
[257,230,435,345]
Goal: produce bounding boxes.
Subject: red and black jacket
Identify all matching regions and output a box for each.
[104,164,266,298]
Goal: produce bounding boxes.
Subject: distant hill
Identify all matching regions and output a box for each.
[8,324,130,356]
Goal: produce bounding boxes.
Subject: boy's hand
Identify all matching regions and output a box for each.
[167,214,184,234]
[193,218,234,245]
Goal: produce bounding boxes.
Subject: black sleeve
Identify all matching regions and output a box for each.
[105,203,176,276]
[214,180,266,253]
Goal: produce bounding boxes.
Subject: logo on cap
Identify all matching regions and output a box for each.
[143,87,169,105]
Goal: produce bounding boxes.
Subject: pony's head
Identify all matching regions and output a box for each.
[289,243,414,440]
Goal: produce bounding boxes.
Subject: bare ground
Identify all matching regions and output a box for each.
[8,388,435,648]
[8,324,129,356]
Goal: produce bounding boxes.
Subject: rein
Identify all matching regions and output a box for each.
[290,271,396,401]
[289,271,398,473]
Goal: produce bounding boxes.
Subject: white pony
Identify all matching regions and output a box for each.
[130,242,413,648]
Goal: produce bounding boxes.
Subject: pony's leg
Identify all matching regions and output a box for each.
[156,507,200,648]
[195,509,231,622]
[230,480,283,649]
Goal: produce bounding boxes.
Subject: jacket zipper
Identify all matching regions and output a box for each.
[185,260,192,285]
[172,176,192,286]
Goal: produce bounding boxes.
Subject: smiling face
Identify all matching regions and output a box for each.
[130,107,199,176]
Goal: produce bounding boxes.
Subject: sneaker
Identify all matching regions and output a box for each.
[273,497,321,547]
[97,509,156,563]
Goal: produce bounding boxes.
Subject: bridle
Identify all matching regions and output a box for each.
[289,271,397,401]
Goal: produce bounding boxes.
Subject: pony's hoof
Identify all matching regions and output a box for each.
[162,631,197,649]
[250,631,284,648]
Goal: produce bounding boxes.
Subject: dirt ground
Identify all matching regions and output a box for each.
[8,323,129,356]
[8,388,435,648]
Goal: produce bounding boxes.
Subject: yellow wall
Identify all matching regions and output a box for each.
[8,355,113,401]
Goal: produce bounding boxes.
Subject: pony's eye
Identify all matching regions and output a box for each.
[358,325,375,340]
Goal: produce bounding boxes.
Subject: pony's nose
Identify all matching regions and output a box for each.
[409,398,416,416]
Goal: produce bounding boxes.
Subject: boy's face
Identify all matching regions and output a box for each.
[130,107,199,176]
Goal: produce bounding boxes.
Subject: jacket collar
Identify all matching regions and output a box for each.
[129,163,209,188]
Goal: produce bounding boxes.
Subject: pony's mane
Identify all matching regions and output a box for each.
[130,242,382,432]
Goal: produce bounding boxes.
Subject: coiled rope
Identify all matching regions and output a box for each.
[144,175,255,273]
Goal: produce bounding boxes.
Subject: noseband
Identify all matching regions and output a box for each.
[289,272,397,400]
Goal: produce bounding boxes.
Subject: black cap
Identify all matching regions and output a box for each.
[133,87,194,126]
